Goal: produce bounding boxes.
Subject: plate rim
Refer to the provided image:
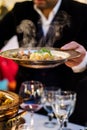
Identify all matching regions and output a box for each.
[0,47,80,61]
[0,47,81,68]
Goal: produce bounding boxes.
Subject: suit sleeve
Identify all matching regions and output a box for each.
[0,9,16,49]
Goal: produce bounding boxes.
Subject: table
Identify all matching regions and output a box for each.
[22,111,84,130]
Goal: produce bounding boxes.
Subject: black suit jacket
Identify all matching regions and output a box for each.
[0,0,87,125]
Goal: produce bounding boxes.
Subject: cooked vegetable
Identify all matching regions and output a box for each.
[0,93,12,106]
[37,48,52,56]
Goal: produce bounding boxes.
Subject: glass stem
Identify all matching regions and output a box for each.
[48,112,53,122]
[30,111,34,127]
[64,118,68,128]
[59,119,64,130]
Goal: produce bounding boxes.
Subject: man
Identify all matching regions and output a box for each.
[0,0,87,125]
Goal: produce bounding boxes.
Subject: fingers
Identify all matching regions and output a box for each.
[75,45,86,56]
[61,41,87,67]
[65,58,83,67]
[61,41,80,50]
[61,41,86,57]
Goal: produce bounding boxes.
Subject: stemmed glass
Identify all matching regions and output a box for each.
[41,86,60,128]
[19,80,44,127]
[52,90,77,130]
[64,91,77,130]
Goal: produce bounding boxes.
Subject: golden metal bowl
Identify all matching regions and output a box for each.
[0,90,23,121]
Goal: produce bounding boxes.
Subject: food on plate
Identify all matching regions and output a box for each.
[29,48,53,60]
[11,48,67,61]
[0,93,12,106]
[12,50,30,59]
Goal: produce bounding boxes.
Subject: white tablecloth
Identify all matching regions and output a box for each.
[22,111,84,130]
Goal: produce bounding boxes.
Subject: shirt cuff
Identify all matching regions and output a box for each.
[72,52,87,73]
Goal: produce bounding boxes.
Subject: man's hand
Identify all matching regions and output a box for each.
[61,41,86,68]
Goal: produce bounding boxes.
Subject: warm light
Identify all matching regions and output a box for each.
[74,0,87,3]
[0,0,32,11]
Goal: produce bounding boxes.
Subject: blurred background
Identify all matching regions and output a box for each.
[0,0,87,20]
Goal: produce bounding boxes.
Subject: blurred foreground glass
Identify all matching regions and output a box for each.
[52,90,76,130]
[19,80,44,127]
[41,86,61,128]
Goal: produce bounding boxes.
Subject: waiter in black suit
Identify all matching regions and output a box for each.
[0,0,87,125]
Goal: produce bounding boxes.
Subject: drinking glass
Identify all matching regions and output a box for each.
[52,90,77,130]
[19,80,44,127]
[64,91,77,130]
[41,86,60,128]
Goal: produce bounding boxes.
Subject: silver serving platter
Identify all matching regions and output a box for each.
[0,47,80,69]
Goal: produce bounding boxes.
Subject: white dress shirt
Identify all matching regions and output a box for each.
[72,53,87,72]
[34,0,62,36]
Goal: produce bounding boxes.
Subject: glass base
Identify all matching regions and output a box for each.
[62,128,72,130]
[44,121,57,128]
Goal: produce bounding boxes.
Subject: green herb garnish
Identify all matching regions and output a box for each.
[37,48,52,56]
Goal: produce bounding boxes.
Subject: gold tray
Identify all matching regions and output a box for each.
[0,90,23,121]
[0,47,80,69]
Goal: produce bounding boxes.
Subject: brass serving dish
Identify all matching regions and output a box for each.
[0,90,23,121]
[0,47,81,69]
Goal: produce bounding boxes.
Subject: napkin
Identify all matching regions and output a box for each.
[0,56,18,91]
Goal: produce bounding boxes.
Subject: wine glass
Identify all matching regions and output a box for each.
[52,90,77,130]
[41,86,60,128]
[19,80,44,127]
[63,91,77,130]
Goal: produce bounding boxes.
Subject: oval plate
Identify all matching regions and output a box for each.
[0,47,81,69]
